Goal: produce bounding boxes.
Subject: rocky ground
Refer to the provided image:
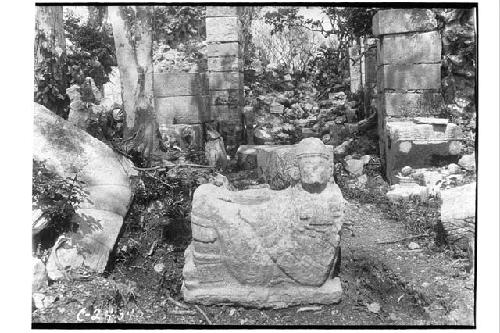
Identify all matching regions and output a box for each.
[32,171,474,327]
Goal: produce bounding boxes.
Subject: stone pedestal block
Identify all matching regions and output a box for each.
[383,120,463,182]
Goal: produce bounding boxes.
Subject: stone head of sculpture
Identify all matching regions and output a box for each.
[296,138,331,193]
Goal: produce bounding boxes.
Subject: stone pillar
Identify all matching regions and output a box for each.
[348,42,362,94]
[373,9,463,183]
[206,6,244,155]
[362,38,378,117]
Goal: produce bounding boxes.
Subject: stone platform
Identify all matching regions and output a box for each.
[182,243,342,309]
[383,119,463,182]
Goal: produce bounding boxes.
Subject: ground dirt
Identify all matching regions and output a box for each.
[32,177,475,327]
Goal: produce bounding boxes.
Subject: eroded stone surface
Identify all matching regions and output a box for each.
[183,139,345,308]
[237,143,335,190]
[440,182,476,248]
[33,103,136,277]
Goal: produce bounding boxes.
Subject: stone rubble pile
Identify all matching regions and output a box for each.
[386,154,476,203]
[244,72,360,148]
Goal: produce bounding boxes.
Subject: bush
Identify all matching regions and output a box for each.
[64,12,116,87]
[32,159,88,252]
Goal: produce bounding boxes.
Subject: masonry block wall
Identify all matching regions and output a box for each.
[206,6,244,154]
[153,72,209,149]
[373,9,463,183]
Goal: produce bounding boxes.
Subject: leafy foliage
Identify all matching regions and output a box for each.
[152,6,205,48]
[34,31,68,118]
[32,159,88,250]
[64,12,116,87]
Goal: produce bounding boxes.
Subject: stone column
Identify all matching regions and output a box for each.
[206,6,244,154]
[373,9,463,183]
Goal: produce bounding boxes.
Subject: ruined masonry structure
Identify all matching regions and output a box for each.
[153,71,208,149]
[373,9,463,183]
[206,6,245,154]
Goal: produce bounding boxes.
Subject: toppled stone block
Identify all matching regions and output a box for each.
[387,182,429,202]
[373,9,437,36]
[237,143,335,190]
[378,31,441,65]
[383,121,463,182]
[458,153,476,171]
[183,139,344,308]
[345,158,365,176]
[32,257,48,291]
[440,182,476,248]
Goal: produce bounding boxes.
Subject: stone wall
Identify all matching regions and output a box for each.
[153,72,209,148]
[373,9,463,183]
[206,6,245,154]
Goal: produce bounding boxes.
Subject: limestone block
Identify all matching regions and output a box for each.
[32,257,48,291]
[210,90,243,106]
[159,123,203,149]
[33,103,136,275]
[440,182,476,247]
[210,104,241,122]
[153,72,209,97]
[206,17,240,42]
[383,121,463,182]
[387,183,429,202]
[209,72,243,91]
[377,64,441,90]
[206,6,241,17]
[380,92,444,118]
[207,56,243,72]
[458,153,476,171]
[237,144,334,190]
[155,95,210,124]
[373,9,437,36]
[236,145,258,169]
[378,31,441,65]
[207,42,241,57]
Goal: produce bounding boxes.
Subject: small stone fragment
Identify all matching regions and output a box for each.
[458,154,475,171]
[401,166,413,176]
[345,159,364,176]
[366,302,381,314]
[154,263,165,274]
[408,242,421,250]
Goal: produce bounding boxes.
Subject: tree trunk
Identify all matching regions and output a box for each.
[34,6,67,117]
[109,6,163,164]
[88,6,107,28]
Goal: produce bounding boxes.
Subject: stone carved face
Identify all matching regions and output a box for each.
[298,155,330,192]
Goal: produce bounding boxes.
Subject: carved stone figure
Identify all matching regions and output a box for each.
[182,138,345,308]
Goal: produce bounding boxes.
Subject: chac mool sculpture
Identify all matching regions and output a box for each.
[182,138,345,308]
